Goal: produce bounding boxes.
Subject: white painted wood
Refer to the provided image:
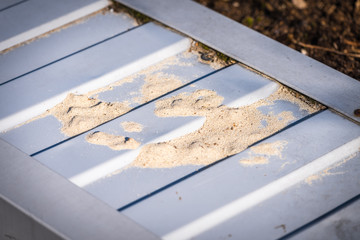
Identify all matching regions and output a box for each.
[195,151,360,240]
[163,137,360,240]
[121,110,360,239]
[290,197,360,240]
[0,0,109,52]
[0,51,217,155]
[0,0,25,11]
[0,23,190,132]
[0,12,137,84]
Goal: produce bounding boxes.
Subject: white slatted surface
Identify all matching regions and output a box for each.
[0,11,137,84]
[0,0,109,51]
[1,50,216,155]
[1,3,359,240]
[122,111,360,239]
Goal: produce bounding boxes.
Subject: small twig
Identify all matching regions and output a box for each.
[294,41,360,58]
[350,48,360,54]
[344,39,360,47]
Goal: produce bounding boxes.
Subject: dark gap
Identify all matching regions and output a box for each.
[117,155,232,212]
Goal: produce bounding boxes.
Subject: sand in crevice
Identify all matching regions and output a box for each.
[86,131,140,150]
[132,86,320,169]
[121,121,143,132]
[190,41,234,69]
[49,94,131,136]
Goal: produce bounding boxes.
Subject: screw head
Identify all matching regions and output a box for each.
[354,109,360,117]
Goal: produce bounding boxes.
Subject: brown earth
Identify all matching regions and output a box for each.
[195,0,360,81]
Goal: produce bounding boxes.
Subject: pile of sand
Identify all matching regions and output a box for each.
[121,121,143,132]
[140,72,183,103]
[49,94,130,136]
[132,87,320,168]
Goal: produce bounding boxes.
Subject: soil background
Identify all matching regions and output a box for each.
[195,0,360,81]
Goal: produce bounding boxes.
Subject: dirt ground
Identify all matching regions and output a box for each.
[195,0,360,81]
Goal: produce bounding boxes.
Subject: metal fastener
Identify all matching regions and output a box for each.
[354,109,360,117]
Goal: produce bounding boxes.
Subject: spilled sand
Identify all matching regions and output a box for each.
[121,121,143,132]
[140,72,183,103]
[305,151,359,185]
[49,94,131,136]
[13,51,207,137]
[250,141,288,158]
[239,156,270,166]
[131,86,321,168]
[239,140,288,166]
[50,55,190,137]
[86,131,140,150]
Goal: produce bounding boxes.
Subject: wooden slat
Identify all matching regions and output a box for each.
[0,138,160,240]
[0,0,109,51]
[0,12,137,84]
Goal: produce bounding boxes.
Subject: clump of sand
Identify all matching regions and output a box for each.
[141,72,183,103]
[86,131,140,150]
[49,94,130,136]
[132,86,319,169]
[239,140,288,166]
[239,156,269,166]
[121,121,143,132]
